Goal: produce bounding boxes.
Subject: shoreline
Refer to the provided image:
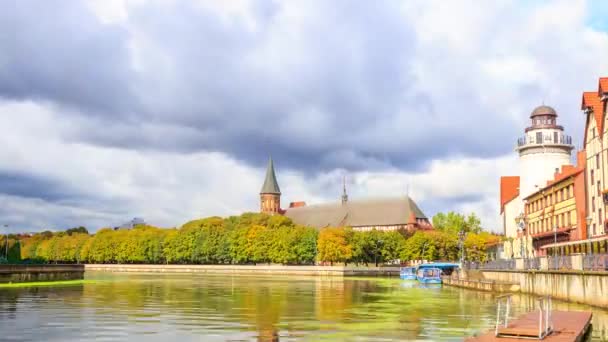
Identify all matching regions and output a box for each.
[84,264,400,276]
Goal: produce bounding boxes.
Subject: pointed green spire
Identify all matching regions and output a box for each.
[260,157,281,194]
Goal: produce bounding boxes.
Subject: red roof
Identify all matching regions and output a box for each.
[524,164,584,200]
[582,91,605,140]
[500,176,520,213]
[599,77,608,94]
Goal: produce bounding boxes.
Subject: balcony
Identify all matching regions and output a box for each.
[517,134,573,150]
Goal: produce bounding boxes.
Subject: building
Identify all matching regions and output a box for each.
[582,78,608,238]
[500,105,575,258]
[259,157,433,231]
[523,151,586,256]
[500,176,521,238]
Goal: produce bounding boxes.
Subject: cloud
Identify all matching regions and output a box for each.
[0,1,608,232]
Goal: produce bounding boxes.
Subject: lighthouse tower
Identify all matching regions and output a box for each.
[517,105,574,199]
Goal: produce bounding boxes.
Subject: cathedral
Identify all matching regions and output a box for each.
[260,157,433,232]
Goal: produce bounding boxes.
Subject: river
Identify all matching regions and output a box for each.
[0,272,607,341]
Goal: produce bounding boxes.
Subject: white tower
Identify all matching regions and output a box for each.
[517,105,574,199]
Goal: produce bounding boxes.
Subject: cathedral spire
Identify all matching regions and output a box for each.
[260,157,281,215]
[341,175,348,205]
[260,157,281,194]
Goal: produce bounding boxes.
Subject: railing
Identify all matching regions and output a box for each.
[495,294,512,337]
[525,257,541,270]
[480,259,515,270]
[548,255,572,270]
[517,134,572,147]
[462,261,480,270]
[583,254,608,271]
[536,296,553,339]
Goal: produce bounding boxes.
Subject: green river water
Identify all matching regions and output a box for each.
[0,272,607,341]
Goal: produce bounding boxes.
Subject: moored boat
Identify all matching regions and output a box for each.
[416,267,442,284]
[399,266,417,280]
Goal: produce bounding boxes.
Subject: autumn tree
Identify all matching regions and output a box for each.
[317,227,353,265]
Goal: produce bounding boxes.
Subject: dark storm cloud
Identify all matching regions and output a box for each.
[0,171,78,202]
[0,0,518,173]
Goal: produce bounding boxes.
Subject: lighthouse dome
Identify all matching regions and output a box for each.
[530,105,557,117]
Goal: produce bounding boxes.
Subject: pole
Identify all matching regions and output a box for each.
[3,224,8,261]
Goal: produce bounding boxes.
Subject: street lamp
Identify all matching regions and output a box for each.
[515,213,527,259]
[458,229,467,266]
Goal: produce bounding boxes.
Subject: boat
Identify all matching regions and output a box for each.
[399,266,417,280]
[417,262,460,276]
[416,267,442,284]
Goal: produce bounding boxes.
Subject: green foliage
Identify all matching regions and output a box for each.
[432,211,482,235]
[9,211,496,265]
[65,226,89,235]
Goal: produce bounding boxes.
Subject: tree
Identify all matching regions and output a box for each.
[317,227,352,265]
[380,231,406,263]
[432,211,483,235]
[66,226,89,235]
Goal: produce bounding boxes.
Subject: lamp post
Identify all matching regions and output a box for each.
[515,213,527,260]
[458,229,466,266]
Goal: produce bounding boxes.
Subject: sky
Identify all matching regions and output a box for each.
[1,0,608,234]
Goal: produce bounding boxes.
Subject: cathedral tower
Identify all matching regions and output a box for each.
[260,157,281,215]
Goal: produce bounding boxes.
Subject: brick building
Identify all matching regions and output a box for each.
[259,157,432,232]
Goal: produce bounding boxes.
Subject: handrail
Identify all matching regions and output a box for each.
[536,295,553,339]
[495,294,512,336]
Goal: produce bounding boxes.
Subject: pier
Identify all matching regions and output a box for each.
[467,295,592,341]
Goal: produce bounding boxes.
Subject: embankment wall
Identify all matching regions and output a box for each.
[0,264,84,283]
[85,264,400,276]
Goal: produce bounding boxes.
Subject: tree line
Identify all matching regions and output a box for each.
[1,212,498,265]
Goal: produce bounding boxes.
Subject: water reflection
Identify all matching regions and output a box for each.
[0,273,607,341]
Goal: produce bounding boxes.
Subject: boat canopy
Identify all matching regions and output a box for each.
[417,262,459,270]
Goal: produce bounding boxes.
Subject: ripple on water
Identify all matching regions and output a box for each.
[0,273,607,341]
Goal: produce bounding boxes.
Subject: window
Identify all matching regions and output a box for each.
[597,154,601,169]
[599,209,603,226]
[536,132,543,143]
[570,185,574,198]
[592,197,596,212]
[599,181,602,197]
[554,131,558,143]
[567,211,571,226]
[594,224,597,236]
[591,170,595,184]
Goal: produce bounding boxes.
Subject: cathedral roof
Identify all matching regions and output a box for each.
[260,157,281,194]
[283,196,427,228]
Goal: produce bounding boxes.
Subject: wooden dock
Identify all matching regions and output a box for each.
[467,311,592,342]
